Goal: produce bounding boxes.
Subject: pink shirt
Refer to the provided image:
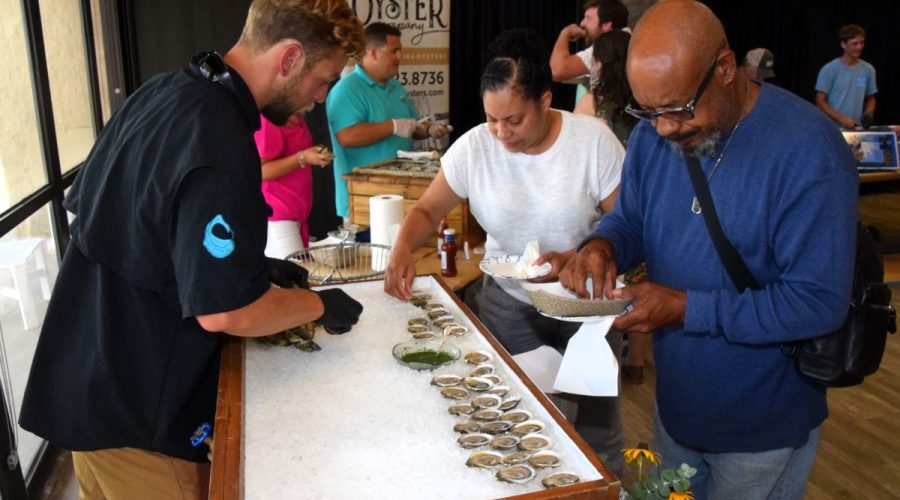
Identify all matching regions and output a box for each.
[254,115,314,247]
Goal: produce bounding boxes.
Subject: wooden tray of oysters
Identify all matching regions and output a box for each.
[212,276,619,499]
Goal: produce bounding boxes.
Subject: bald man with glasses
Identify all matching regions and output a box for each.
[561,1,857,498]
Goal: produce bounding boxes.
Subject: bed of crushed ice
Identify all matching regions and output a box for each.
[244,276,602,499]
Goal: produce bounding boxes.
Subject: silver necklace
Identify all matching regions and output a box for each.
[691,118,745,215]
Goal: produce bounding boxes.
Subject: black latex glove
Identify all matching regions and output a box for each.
[861,110,874,129]
[316,289,363,334]
[265,257,309,289]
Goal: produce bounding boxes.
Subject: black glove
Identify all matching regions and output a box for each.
[861,110,874,129]
[265,257,309,289]
[316,289,363,334]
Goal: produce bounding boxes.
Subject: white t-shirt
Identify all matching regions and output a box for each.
[442,110,624,302]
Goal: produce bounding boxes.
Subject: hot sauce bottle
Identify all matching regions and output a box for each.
[436,217,448,258]
[441,228,458,277]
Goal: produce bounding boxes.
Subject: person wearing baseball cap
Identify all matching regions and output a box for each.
[742,48,775,81]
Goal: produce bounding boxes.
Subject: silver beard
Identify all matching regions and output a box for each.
[668,131,723,159]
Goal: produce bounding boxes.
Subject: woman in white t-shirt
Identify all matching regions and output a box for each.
[383,29,626,474]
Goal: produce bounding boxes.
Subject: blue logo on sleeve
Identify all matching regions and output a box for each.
[203,214,235,258]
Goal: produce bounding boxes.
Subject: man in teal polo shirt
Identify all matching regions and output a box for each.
[327,22,451,221]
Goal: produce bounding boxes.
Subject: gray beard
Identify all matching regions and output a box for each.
[668,131,723,159]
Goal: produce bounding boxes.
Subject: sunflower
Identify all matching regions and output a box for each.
[668,492,694,500]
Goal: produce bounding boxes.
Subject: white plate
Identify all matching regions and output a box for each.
[536,310,620,323]
[479,255,551,280]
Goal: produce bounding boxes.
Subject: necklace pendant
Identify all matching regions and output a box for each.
[691,196,702,214]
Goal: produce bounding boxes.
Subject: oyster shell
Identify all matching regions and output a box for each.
[471,408,503,421]
[453,421,481,434]
[466,450,504,469]
[468,364,495,377]
[541,471,581,489]
[457,432,491,449]
[448,404,475,416]
[518,433,553,451]
[480,420,514,435]
[432,319,455,330]
[489,434,520,450]
[498,395,521,411]
[464,351,493,365]
[464,376,495,392]
[411,330,436,340]
[407,324,430,334]
[423,302,447,311]
[511,420,546,435]
[470,393,502,409]
[487,385,510,397]
[444,325,469,336]
[528,450,562,468]
[407,318,429,327]
[482,374,503,385]
[496,465,536,484]
[501,451,532,465]
[427,309,451,319]
[500,409,531,423]
[440,386,470,400]
[431,373,463,387]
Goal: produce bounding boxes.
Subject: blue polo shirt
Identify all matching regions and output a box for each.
[326,64,417,217]
[815,58,877,124]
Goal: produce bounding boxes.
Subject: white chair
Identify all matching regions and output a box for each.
[0,238,53,330]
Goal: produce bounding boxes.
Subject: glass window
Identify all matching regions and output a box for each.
[0,0,49,211]
[0,205,59,475]
[40,0,97,173]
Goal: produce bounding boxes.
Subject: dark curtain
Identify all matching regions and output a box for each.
[702,0,900,124]
[449,0,583,141]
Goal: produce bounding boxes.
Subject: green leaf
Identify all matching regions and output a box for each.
[672,478,690,492]
[656,483,671,498]
[677,463,698,479]
[660,469,677,482]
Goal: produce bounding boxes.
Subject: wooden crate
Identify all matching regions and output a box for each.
[344,168,485,245]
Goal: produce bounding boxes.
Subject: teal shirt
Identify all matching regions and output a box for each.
[815,58,877,124]
[326,65,417,217]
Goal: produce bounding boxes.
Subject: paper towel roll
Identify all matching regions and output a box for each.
[369,194,404,247]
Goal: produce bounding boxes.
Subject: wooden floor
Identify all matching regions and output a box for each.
[621,181,900,498]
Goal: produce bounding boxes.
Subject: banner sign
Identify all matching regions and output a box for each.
[348,0,451,128]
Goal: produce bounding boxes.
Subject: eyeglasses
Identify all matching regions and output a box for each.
[625,52,722,122]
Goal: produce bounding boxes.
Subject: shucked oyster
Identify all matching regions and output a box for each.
[440,386,470,400]
[511,420,546,435]
[480,420,514,435]
[466,450,503,469]
[457,433,492,449]
[489,434,520,450]
[518,433,553,451]
[431,373,463,387]
[453,421,481,434]
[256,322,320,352]
[496,465,536,484]
[528,450,562,469]
[500,409,531,424]
[464,351,493,365]
[464,376,495,392]
[468,364,495,377]
[471,393,503,409]
[449,404,475,416]
[542,471,581,489]
[501,451,532,465]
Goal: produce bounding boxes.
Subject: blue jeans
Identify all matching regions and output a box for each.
[653,411,820,500]
[470,276,624,476]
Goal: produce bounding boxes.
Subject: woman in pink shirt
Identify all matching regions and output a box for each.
[254,113,333,258]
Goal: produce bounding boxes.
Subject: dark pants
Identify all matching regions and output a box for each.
[468,276,624,475]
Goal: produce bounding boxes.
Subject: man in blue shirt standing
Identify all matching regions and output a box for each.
[326,22,451,222]
[815,24,877,129]
[561,1,857,498]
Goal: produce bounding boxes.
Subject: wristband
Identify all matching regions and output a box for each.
[297,150,307,168]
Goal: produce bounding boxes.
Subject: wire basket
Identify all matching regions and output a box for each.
[287,243,392,285]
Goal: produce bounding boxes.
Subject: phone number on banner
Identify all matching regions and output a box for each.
[399,71,445,86]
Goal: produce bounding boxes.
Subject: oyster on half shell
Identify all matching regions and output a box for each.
[496,465,536,484]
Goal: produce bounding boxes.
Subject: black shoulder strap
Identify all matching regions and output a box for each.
[684,156,760,291]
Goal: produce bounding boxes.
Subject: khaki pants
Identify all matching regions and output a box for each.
[73,448,209,500]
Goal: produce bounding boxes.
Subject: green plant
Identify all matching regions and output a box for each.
[622,443,696,500]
